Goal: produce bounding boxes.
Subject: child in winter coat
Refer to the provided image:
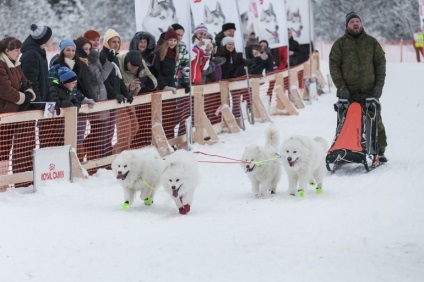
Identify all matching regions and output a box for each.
[50,66,81,109]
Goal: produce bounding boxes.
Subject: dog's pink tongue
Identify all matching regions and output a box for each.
[117,174,124,180]
[289,161,295,167]
[172,190,179,198]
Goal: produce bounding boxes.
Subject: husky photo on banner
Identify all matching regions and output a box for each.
[285,0,313,44]
[135,0,191,44]
[250,0,288,49]
[190,0,243,52]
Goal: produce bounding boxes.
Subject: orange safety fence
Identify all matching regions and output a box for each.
[1,60,313,188]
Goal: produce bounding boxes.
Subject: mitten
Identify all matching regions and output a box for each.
[126,94,134,104]
[115,94,125,104]
[338,87,350,99]
[372,85,383,99]
[107,49,116,62]
[163,86,177,94]
[82,97,96,109]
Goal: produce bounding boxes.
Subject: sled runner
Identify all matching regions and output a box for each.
[326,97,381,172]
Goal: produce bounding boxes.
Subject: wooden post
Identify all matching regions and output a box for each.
[289,68,305,109]
[250,78,271,122]
[274,73,298,115]
[193,86,205,145]
[63,107,78,150]
[150,92,172,156]
[220,80,230,105]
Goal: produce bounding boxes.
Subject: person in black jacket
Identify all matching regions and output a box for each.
[220,37,247,79]
[99,28,133,104]
[153,27,179,94]
[215,22,236,55]
[248,44,274,75]
[288,29,301,66]
[14,24,53,183]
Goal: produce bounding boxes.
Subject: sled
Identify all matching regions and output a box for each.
[326,98,381,172]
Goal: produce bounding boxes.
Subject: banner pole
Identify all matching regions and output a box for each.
[236,0,254,126]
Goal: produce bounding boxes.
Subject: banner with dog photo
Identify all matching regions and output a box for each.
[285,0,313,44]
[190,0,244,52]
[135,0,191,45]
[249,0,288,49]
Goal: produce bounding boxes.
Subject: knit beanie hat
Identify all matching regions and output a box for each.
[222,23,236,32]
[345,12,361,27]
[221,36,235,46]
[125,50,143,67]
[164,27,178,41]
[83,29,101,41]
[30,24,52,45]
[59,39,76,53]
[194,23,208,35]
[58,66,77,84]
[171,23,184,31]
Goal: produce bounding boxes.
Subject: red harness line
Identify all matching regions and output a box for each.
[194,151,250,164]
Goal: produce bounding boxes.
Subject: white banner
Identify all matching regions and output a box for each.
[33,146,72,191]
[285,0,312,44]
[135,0,191,45]
[190,0,244,52]
[250,0,288,49]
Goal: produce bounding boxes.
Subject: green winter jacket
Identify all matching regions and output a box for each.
[329,29,386,100]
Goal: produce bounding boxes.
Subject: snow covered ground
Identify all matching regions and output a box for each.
[1,61,423,282]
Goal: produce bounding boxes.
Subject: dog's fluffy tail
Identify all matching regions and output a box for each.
[313,137,329,152]
[265,127,280,150]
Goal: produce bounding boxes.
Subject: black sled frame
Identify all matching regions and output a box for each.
[326,98,381,172]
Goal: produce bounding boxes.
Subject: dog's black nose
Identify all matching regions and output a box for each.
[172,186,176,190]
[287,157,292,162]
[118,171,122,175]
[246,165,250,169]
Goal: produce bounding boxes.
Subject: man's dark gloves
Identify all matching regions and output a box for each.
[182,83,190,94]
[19,91,33,110]
[107,49,116,62]
[338,87,350,99]
[116,94,125,104]
[55,105,61,116]
[372,85,383,99]
[126,94,134,104]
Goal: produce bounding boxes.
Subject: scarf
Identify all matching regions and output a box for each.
[165,47,176,61]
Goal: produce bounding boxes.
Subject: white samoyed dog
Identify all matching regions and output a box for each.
[280,136,328,197]
[241,127,281,197]
[161,150,199,215]
[111,146,163,209]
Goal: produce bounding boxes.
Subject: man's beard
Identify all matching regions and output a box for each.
[348,26,363,36]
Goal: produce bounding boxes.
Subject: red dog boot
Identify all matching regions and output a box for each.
[183,204,191,213]
[179,206,187,215]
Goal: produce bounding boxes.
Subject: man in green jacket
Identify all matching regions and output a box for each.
[329,12,388,162]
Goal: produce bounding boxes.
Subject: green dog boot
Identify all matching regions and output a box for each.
[144,197,153,206]
[297,189,305,197]
[121,201,130,210]
[316,187,323,194]
[309,181,317,186]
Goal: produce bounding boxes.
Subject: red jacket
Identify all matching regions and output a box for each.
[191,44,210,84]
